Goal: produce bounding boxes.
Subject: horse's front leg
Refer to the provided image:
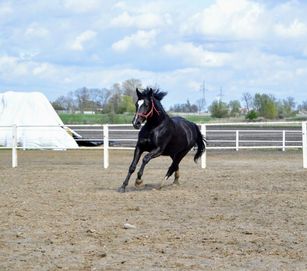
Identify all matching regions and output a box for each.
[118,147,143,193]
[136,147,163,184]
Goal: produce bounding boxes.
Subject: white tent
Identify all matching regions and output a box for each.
[0,91,78,149]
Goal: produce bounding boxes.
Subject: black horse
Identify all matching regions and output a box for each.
[118,87,206,192]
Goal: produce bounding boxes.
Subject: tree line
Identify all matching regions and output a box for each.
[52,79,307,120]
[210,92,306,120]
[52,79,142,114]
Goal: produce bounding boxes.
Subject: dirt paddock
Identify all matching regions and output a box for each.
[0,149,306,270]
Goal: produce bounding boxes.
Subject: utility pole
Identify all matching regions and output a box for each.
[219,86,223,102]
[200,80,206,112]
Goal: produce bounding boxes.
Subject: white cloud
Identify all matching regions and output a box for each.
[163,42,232,67]
[0,2,13,19]
[113,1,127,10]
[187,81,202,92]
[0,56,28,77]
[19,51,40,61]
[25,23,49,38]
[0,55,56,80]
[181,0,307,46]
[112,30,157,52]
[113,1,170,15]
[1,0,307,104]
[275,19,307,38]
[111,11,169,29]
[70,30,97,51]
[32,63,54,76]
[181,0,266,39]
[63,0,101,13]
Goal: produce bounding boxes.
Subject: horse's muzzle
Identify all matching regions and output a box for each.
[133,122,142,129]
[132,115,143,129]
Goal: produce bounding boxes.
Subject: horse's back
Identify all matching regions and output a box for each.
[171,116,198,136]
[162,116,199,155]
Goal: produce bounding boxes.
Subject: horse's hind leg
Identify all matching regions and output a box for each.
[160,151,188,189]
[159,163,179,189]
[173,170,180,185]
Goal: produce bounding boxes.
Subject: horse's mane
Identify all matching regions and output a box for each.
[142,87,167,101]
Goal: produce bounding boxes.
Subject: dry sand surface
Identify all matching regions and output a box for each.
[0,149,306,270]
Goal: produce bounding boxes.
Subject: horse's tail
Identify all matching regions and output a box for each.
[194,124,207,163]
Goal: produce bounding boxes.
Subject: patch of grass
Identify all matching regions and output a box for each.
[59,113,134,124]
[59,112,305,125]
[60,112,218,124]
[286,115,307,121]
[179,115,213,123]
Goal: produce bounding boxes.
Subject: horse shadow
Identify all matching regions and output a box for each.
[123,182,176,193]
[95,181,177,193]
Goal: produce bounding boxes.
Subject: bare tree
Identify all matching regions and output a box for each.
[88,88,111,111]
[277,96,296,118]
[97,88,111,109]
[74,87,91,113]
[106,83,122,113]
[298,100,307,111]
[52,94,75,112]
[242,92,253,111]
[122,79,142,101]
[169,100,198,113]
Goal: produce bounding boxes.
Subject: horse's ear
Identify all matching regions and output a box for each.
[136,88,142,98]
[148,88,153,97]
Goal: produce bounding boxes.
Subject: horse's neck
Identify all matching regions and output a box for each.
[147,101,169,127]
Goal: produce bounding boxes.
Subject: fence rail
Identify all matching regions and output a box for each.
[0,121,306,169]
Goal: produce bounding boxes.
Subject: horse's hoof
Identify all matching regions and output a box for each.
[135,179,143,187]
[173,179,180,186]
[117,186,126,193]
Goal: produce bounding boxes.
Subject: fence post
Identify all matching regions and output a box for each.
[201,124,206,169]
[12,124,18,168]
[302,122,307,169]
[103,124,109,169]
[236,130,239,151]
[103,124,109,168]
[282,130,286,152]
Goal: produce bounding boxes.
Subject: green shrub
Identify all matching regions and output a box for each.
[209,100,229,118]
[245,110,258,121]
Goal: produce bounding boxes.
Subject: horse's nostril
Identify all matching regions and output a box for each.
[134,123,141,129]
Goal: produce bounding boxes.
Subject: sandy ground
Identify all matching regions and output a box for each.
[0,149,306,271]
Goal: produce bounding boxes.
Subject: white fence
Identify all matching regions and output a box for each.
[0,122,306,169]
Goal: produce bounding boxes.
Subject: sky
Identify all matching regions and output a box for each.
[1,0,307,108]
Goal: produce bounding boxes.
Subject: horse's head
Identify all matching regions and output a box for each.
[132,87,166,129]
[132,88,153,129]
